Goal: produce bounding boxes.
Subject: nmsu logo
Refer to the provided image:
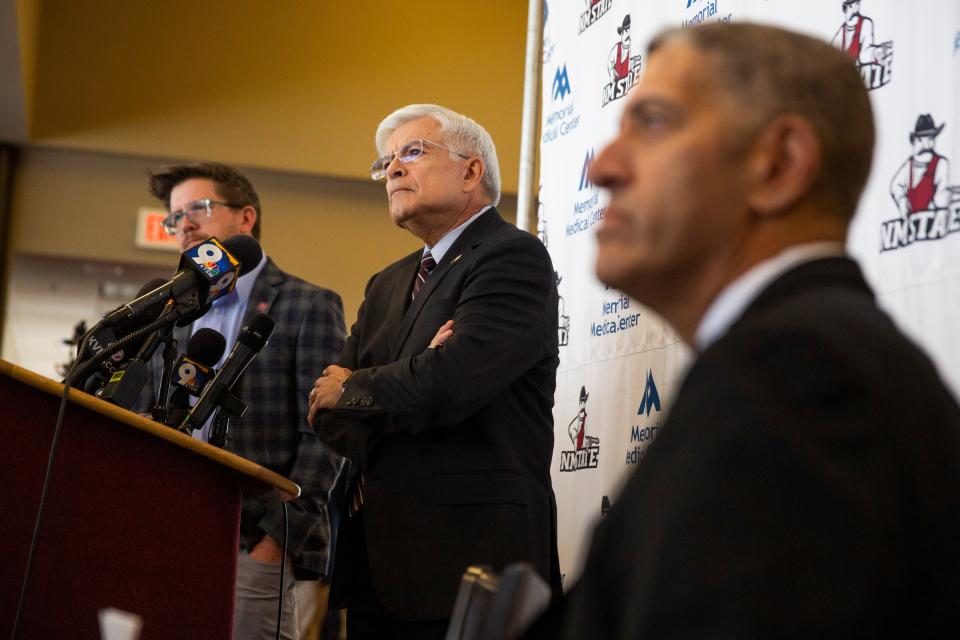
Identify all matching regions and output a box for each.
[579,0,613,35]
[556,271,569,347]
[552,65,572,101]
[881,114,960,251]
[831,0,893,91]
[601,15,642,108]
[537,190,548,248]
[559,386,600,472]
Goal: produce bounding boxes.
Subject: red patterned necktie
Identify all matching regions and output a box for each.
[350,250,438,517]
[411,250,437,300]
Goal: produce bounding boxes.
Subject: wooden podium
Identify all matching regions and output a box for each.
[0,359,300,639]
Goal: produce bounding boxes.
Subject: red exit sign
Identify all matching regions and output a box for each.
[135,208,180,251]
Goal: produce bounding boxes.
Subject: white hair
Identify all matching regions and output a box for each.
[375,103,501,207]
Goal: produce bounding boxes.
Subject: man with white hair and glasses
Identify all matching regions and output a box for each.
[309,104,562,638]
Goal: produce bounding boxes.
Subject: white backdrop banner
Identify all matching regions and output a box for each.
[537,0,960,587]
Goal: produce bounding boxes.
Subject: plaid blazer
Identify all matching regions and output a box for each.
[138,257,346,578]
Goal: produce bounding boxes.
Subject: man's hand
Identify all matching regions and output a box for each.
[430,320,455,349]
[308,365,353,424]
[248,534,284,565]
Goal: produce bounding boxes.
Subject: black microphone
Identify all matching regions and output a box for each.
[101,235,263,328]
[77,277,169,393]
[180,313,275,433]
[95,304,176,410]
[165,329,227,426]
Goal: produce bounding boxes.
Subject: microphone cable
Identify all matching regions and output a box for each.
[276,501,289,640]
[13,307,176,639]
[10,326,95,639]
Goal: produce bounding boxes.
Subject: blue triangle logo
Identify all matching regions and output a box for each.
[638,370,661,417]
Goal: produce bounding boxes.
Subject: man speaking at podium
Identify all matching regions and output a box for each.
[309,105,561,639]
[138,163,346,640]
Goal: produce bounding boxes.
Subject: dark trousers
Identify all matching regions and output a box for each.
[336,510,449,640]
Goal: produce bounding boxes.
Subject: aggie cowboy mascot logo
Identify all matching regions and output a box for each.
[890,115,951,216]
[881,114,960,251]
[602,15,641,107]
[831,0,893,91]
[560,386,600,471]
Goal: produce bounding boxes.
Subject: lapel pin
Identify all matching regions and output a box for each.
[257,301,269,312]
[451,254,462,264]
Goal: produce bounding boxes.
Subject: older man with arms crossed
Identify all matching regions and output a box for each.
[309,104,561,639]
[532,22,960,639]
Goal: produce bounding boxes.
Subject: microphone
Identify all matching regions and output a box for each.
[180,313,275,433]
[95,304,176,409]
[174,328,227,394]
[165,329,227,426]
[77,277,169,393]
[101,235,263,329]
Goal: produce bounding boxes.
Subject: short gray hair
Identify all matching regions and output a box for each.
[375,104,501,207]
[649,23,874,221]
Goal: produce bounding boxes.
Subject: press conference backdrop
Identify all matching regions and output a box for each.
[538,0,960,585]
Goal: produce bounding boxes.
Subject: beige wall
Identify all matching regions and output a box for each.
[5,1,527,334]
[24,1,528,191]
[9,146,517,323]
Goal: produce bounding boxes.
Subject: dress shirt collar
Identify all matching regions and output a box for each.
[425,205,492,264]
[695,242,845,351]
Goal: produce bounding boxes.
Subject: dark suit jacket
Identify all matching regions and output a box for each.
[546,257,960,639]
[138,258,347,579]
[317,208,561,621]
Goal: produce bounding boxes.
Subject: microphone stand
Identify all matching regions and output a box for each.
[209,410,233,449]
[150,324,179,425]
[179,386,247,438]
[69,312,183,390]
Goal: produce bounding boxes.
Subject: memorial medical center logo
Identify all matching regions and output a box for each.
[625,370,662,466]
[682,0,733,27]
[601,15,642,108]
[579,0,613,35]
[543,63,581,144]
[567,149,606,238]
[881,114,960,251]
[831,0,893,91]
[560,386,600,472]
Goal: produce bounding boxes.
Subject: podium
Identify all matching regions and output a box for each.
[0,359,300,639]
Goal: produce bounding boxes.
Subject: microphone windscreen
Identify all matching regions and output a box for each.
[97,277,171,355]
[124,278,167,329]
[221,235,263,277]
[188,328,227,367]
[137,277,169,298]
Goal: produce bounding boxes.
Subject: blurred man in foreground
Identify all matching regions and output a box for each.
[535,22,960,639]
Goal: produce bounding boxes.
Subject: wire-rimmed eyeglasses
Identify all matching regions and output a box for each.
[161,198,244,235]
[369,138,469,180]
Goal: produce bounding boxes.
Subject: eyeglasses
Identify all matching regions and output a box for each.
[161,198,244,235]
[369,138,469,180]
